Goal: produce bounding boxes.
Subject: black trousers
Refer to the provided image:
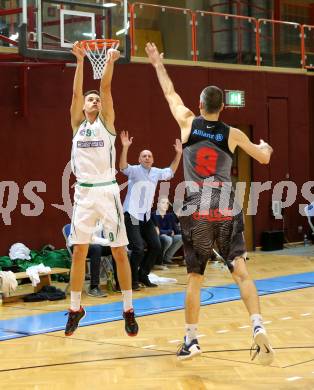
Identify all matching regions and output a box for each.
[124,212,162,283]
[87,244,117,287]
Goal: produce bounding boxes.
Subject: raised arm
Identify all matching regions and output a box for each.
[145,42,195,144]
[229,127,273,164]
[119,131,133,170]
[100,47,120,134]
[169,139,183,174]
[70,42,85,132]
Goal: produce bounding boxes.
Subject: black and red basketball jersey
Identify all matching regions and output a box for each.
[183,116,233,191]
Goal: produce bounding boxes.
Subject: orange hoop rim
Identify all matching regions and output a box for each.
[80,39,120,50]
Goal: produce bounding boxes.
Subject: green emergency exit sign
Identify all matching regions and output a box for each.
[225,90,245,107]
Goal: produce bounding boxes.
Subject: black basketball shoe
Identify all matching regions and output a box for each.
[65,306,86,336]
[177,337,202,360]
[123,309,139,337]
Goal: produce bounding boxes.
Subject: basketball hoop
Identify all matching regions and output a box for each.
[80,39,120,80]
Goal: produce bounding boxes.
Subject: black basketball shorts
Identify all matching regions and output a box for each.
[178,189,246,275]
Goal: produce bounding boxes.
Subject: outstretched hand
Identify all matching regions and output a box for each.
[106,48,121,64]
[145,42,164,67]
[173,139,183,154]
[120,131,133,147]
[71,41,85,62]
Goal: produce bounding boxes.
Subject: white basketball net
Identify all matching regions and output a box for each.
[83,41,119,80]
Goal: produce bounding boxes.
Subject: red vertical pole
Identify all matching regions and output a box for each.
[192,12,197,61]
[9,0,14,35]
[273,0,281,20]
[95,14,102,39]
[301,25,305,68]
[236,2,240,63]
[255,19,260,66]
[19,66,28,118]
[211,12,215,61]
[310,4,314,25]
[130,4,135,56]
[271,21,276,67]
[27,5,35,48]
[237,19,242,64]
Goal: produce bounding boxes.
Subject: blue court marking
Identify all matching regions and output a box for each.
[0,272,313,341]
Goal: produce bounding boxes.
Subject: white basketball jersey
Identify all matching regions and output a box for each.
[71,116,116,183]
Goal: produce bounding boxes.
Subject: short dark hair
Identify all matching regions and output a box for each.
[84,90,100,98]
[200,86,223,114]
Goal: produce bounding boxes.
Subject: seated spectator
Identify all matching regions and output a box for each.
[152,197,183,268]
[305,202,314,243]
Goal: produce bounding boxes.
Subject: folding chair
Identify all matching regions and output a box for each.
[62,224,116,293]
[62,224,72,258]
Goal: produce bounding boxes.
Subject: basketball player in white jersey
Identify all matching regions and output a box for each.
[65,42,138,337]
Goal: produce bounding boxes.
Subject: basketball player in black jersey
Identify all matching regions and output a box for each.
[146,42,274,364]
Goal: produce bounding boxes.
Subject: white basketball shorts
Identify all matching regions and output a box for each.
[69,181,128,247]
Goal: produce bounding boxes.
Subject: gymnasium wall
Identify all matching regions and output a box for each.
[0,62,312,254]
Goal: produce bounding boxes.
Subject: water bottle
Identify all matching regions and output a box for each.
[106,271,114,293]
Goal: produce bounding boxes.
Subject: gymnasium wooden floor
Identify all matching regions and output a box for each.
[0,250,314,390]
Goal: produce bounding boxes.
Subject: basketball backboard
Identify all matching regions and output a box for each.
[19,0,129,62]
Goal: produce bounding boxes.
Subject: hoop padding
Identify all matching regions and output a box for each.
[81,39,120,80]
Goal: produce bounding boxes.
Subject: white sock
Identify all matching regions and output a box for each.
[250,314,263,330]
[70,291,81,311]
[185,323,198,344]
[121,289,133,312]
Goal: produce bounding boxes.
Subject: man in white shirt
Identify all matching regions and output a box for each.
[119,131,182,289]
